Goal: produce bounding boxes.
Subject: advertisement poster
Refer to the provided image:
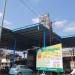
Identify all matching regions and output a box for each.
[36,44,63,72]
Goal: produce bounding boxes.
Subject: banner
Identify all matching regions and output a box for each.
[36,44,63,72]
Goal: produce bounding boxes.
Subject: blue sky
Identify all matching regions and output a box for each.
[0,0,75,37]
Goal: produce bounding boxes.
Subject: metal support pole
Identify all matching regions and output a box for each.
[71,51,73,62]
[50,23,52,46]
[70,48,75,70]
[73,48,74,60]
[42,31,46,74]
[51,72,53,75]
[37,70,39,75]
[43,31,46,47]
[13,39,16,63]
[50,23,53,75]
[71,48,74,62]
[57,72,60,75]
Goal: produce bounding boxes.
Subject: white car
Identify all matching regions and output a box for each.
[9,65,32,75]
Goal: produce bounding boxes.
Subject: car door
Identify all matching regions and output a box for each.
[19,65,32,75]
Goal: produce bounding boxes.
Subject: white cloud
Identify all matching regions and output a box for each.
[64,21,75,32]
[53,20,75,32]
[0,12,12,29]
[3,20,12,29]
[53,20,75,37]
[0,20,12,29]
[0,12,3,18]
[54,20,67,29]
[64,27,75,32]
[32,17,40,23]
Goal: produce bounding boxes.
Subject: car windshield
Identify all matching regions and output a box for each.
[20,65,28,69]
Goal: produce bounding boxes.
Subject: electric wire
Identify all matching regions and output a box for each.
[19,0,38,16]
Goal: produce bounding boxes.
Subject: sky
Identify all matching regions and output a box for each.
[0,0,75,37]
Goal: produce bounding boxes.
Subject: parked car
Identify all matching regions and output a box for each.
[9,65,32,75]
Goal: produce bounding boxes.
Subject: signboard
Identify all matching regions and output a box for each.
[62,48,74,57]
[36,44,63,72]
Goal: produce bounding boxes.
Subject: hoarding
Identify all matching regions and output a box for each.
[36,44,63,72]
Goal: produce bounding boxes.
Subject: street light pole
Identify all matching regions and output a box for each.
[0,0,7,42]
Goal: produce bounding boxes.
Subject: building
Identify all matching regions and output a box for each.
[1,23,75,74]
[62,36,75,73]
[0,23,61,72]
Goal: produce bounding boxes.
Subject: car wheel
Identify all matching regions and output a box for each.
[17,72,22,75]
